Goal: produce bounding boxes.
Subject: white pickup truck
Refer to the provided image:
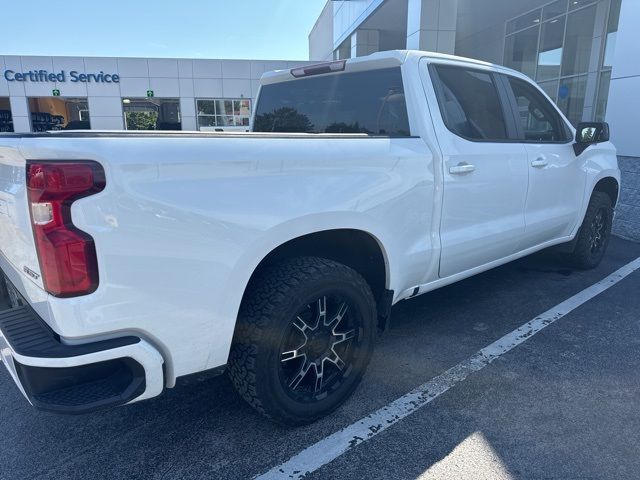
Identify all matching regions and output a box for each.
[0,50,619,425]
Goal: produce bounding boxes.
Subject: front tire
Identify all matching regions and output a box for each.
[228,256,377,425]
[564,191,613,269]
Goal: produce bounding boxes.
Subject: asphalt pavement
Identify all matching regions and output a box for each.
[1,236,639,480]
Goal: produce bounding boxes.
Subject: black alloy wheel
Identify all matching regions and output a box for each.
[278,294,361,403]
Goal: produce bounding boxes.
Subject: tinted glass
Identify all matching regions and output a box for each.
[557,75,587,126]
[607,0,622,32]
[543,0,568,20]
[253,68,410,136]
[569,0,596,11]
[507,10,542,34]
[433,66,508,141]
[504,27,539,79]
[537,18,565,81]
[595,70,611,122]
[562,5,597,76]
[538,79,559,103]
[508,77,570,142]
[603,0,621,69]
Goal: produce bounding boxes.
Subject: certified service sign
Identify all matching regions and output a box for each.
[3,69,120,83]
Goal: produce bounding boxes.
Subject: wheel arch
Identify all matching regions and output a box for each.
[593,176,620,207]
[238,228,392,331]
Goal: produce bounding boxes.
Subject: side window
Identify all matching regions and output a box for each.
[431,65,508,141]
[507,77,570,142]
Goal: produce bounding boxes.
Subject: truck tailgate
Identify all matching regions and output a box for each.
[0,138,44,291]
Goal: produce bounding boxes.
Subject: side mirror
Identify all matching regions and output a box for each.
[574,122,610,155]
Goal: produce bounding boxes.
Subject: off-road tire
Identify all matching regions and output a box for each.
[228,256,377,425]
[564,191,613,269]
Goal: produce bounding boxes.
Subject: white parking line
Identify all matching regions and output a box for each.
[256,257,640,480]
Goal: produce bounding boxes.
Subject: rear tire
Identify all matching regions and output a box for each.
[228,256,377,425]
[564,191,613,269]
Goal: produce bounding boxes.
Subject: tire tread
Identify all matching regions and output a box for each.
[565,191,613,269]
[227,256,375,424]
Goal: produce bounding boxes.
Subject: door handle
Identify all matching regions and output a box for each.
[449,163,476,175]
[531,158,548,168]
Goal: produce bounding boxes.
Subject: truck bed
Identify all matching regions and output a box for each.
[0,130,432,383]
[0,131,376,139]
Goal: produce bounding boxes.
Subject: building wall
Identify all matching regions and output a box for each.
[0,56,310,132]
[605,1,640,240]
[406,0,458,53]
[606,0,640,157]
[309,1,335,61]
[332,0,385,50]
[614,157,640,241]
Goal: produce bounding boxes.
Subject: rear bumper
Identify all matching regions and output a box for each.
[0,278,164,414]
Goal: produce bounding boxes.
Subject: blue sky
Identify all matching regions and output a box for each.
[3,0,327,60]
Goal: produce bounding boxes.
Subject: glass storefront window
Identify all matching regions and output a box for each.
[122,98,181,130]
[603,0,621,69]
[537,17,565,81]
[561,4,597,77]
[543,0,568,20]
[538,80,560,103]
[506,10,542,35]
[569,0,597,11]
[28,97,90,131]
[196,99,251,130]
[0,98,13,132]
[595,70,611,122]
[557,75,587,126]
[334,38,351,61]
[597,0,621,121]
[603,32,617,69]
[505,0,617,125]
[504,26,539,79]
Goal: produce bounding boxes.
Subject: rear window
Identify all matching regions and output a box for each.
[253,67,411,137]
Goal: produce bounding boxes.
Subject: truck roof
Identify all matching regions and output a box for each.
[260,49,521,85]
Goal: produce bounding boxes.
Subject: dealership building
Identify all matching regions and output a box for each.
[309,0,640,239]
[0,57,311,133]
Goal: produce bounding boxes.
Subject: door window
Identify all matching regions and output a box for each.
[431,65,509,141]
[507,77,571,142]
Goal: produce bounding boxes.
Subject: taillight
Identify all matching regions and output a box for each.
[26,161,105,297]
